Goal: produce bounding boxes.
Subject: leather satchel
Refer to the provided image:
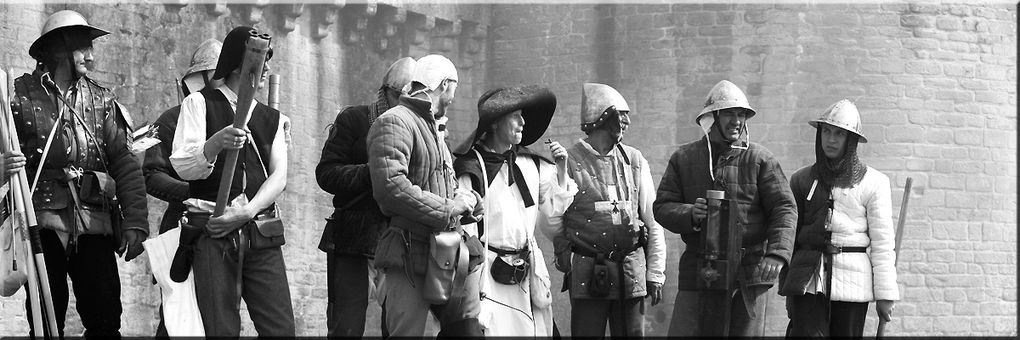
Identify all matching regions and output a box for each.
[422,230,468,305]
[249,210,285,250]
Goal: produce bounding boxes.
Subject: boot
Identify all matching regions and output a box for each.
[169,223,203,282]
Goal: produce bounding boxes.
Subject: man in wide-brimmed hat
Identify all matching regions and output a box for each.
[367,54,485,336]
[169,26,294,336]
[654,80,796,336]
[316,57,416,337]
[552,83,667,336]
[6,9,149,337]
[143,38,223,337]
[452,85,576,336]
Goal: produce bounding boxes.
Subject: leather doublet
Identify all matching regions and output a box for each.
[11,73,114,177]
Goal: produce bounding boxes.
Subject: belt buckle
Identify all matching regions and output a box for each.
[826,244,841,254]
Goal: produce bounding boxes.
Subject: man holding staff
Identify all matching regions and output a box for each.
[169,26,294,336]
[780,99,898,337]
[8,10,148,337]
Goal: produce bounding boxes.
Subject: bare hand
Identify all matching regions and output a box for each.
[451,188,478,217]
[469,189,484,221]
[207,206,253,238]
[204,126,248,159]
[877,300,895,322]
[691,197,708,224]
[646,281,663,306]
[118,229,146,262]
[754,255,784,282]
[546,140,568,160]
[2,151,26,175]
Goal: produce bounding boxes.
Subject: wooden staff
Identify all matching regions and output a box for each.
[213,31,271,216]
[877,177,912,338]
[2,68,59,337]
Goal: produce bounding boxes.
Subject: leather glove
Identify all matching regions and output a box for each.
[646,281,663,306]
[118,229,146,262]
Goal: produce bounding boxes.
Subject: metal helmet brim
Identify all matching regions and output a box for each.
[29,10,110,60]
[808,99,868,143]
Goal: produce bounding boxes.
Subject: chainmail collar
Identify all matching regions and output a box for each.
[812,128,867,189]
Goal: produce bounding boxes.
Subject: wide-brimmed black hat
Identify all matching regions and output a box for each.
[454,85,556,155]
[213,26,273,80]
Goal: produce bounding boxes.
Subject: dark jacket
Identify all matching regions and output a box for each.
[653,136,796,290]
[316,104,387,257]
[10,71,147,236]
[367,94,459,276]
[143,105,189,234]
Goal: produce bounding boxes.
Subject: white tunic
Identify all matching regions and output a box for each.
[458,153,576,336]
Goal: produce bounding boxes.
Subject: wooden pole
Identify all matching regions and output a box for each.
[3,68,59,337]
[877,177,912,338]
[213,31,271,216]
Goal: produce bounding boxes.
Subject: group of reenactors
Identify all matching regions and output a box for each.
[0,10,900,338]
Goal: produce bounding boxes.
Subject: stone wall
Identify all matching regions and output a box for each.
[488,1,1016,336]
[0,1,488,336]
[0,0,1016,337]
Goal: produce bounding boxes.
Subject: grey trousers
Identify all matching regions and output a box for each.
[668,287,771,336]
[378,266,482,337]
[569,297,645,337]
[192,232,295,336]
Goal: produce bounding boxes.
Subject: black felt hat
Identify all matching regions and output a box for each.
[212,26,273,80]
[454,85,557,155]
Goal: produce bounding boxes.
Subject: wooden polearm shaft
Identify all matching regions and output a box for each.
[877,177,913,338]
[213,31,271,216]
[268,74,280,110]
[3,68,59,338]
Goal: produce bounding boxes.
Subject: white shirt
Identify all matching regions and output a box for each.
[169,84,289,212]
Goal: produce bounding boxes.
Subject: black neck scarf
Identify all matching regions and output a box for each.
[454,144,535,207]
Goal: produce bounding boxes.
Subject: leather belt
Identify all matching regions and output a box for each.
[487,245,527,256]
[571,245,638,262]
[798,244,867,254]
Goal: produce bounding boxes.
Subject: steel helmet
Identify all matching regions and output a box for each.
[181,39,223,94]
[408,54,458,92]
[809,99,868,143]
[382,57,417,92]
[29,10,110,60]
[695,80,756,126]
[580,83,629,131]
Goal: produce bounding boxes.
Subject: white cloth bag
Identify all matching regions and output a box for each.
[143,227,205,336]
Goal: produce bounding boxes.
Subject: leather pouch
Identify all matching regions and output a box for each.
[79,171,115,206]
[422,230,465,305]
[249,210,285,250]
[490,251,530,285]
[589,262,611,297]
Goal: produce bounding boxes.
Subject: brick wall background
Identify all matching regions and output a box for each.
[487,1,1016,337]
[1,0,1016,337]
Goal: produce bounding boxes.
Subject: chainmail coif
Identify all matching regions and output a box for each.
[812,127,867,188]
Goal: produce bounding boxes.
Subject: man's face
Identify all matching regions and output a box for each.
[603,108,630,143]
[257,58,271,89]
[820,123,848,159]
[490,110,525,146]
[714,108,747,141]
[438,79,457,107]
[52,41,94,77]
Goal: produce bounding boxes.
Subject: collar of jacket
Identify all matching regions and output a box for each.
[576,138,632,165]
[397,92,437,123]
[35,69,85,99]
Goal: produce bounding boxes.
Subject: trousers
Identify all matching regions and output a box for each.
[26,229,122,338]
[191,231,295,336]
[378,266,482,337]
[786,293,869,337]
[327,254,381,337]
[668,286,771,336]
[569,297,645,336]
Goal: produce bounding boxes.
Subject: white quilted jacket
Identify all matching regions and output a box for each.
[827,167,900,302]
